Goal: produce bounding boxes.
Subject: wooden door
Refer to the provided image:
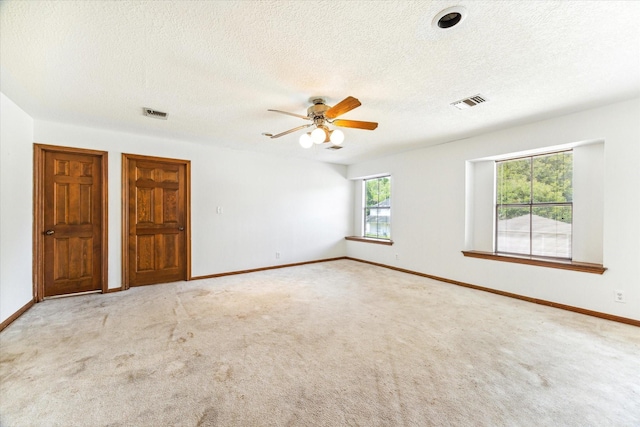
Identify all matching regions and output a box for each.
[35,145,108,299]
[123,155,190,287]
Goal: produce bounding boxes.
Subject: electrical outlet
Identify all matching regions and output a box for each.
[395,254,399,260]
[275,252,280,259]
[614,290,625,303]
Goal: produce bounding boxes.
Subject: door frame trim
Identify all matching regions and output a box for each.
[121,153,192,289]
[33,144,109,302]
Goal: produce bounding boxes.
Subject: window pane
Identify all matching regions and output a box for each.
[365,176,390,207]
[532,205,572,258]
[365,208,390,239]
[495,150,572,259]
[533,152,573,203]
[365,179,379,206]
[497,207,530,254]
[496,158,531,204]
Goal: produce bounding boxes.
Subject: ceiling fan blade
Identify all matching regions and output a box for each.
[267,109,310,120]
[324,96,361,119]
[333,119,378,130]
[267,123,313,139]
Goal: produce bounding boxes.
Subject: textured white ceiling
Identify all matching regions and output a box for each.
[1,1,639,164]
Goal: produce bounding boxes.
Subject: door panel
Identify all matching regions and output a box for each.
[126,156,188,286]
[43,151,102,297]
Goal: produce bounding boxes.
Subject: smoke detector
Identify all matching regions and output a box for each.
[451,94,487,110]
[143,108,168,120]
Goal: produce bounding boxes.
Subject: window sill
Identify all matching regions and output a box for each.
[345,236,394,246]
[461,250,606,275]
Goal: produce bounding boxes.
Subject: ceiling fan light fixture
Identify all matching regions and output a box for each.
[299,132,313,148]
[311,127,327,144]
[330,129,344,145]
[265,95,377,149]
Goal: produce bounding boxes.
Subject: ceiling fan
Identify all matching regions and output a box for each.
[263,96,378,148]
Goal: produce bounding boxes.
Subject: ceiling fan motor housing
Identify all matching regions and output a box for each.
[307,102,330,119]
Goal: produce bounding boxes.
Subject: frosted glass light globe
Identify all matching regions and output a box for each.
[311,127,326,144]
[330,129,344,145]
[299,133,313,148]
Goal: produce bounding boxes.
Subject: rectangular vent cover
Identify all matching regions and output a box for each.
[326,145,343,150]
[143,108,168,120]
[451,94,487,110]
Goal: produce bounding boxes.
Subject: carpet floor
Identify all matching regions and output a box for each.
[1,260,639,426]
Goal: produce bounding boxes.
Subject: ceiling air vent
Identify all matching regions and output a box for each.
[143,107,168,120]
[326,145,343,150]
[451,94,487,110]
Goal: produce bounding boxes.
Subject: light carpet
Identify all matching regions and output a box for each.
[1,260,639,426]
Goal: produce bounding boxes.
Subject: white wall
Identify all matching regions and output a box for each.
[572,142,604,263]
[465,160,495,252]
[0,93,34,324]
[347,98,640,321]
[32,120,352,287]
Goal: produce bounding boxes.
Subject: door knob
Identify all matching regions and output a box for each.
[178,226,184,231]
[44,230,55,235]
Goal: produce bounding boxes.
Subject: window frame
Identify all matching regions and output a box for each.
[362,175,391,241]
[494,150,573,260]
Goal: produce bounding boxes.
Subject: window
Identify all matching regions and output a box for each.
[496,151,572,259]
[363,176,391,239]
